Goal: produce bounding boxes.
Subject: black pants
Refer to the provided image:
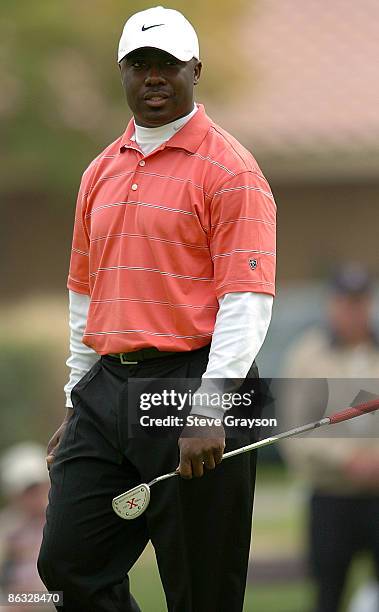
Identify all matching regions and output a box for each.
[38,346,260,612]
[310,492,379,612]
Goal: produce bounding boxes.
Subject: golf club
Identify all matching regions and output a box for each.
[112,397,379,520]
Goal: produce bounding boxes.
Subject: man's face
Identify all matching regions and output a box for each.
[328,293,372,345]
[119,47,202,127]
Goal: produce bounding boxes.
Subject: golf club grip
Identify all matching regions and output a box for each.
[329,398,379,424]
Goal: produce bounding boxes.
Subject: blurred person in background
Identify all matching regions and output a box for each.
[0,443,53,612]
[278,263,379,612]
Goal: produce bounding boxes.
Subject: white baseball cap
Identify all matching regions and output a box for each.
[118,6,200,64]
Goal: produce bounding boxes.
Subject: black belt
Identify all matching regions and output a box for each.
[108,348,178,364]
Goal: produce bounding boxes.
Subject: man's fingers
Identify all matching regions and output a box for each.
[47,435,59,457]
[46,452,55,469]
[178,427,225,479]
[214,447,224,466]
[192,458,204,478]
[203,453,216,471]
[178,456,193,479]
[46,438,60,468]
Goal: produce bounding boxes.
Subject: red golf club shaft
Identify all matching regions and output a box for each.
[329,398,379,424]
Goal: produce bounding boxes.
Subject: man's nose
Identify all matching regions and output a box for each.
[144,65,166,86]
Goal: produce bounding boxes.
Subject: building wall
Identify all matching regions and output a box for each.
[273,180,379,282]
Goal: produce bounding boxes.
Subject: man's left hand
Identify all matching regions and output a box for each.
[177,420,225,479]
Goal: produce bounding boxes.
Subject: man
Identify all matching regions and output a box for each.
[279,264,379,612]
[38,7,276,611]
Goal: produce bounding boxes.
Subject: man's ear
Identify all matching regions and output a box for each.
[118,57,127,74]
[194,60,202,85]
[118,59,126,85]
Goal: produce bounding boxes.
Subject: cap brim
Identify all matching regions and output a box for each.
[118,42,194,64]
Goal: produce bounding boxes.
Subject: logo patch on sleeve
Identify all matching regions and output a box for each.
[248,258,258,270]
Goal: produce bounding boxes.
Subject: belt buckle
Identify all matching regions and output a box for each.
[120,353,139,365]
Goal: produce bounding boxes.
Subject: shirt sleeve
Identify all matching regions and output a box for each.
[67,173,91,296]
[210,170,276,298]
[190,291,273,419]
[64,290,99,408]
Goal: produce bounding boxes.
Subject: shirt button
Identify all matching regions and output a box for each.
[139,160,146,167]
[131,183,138,191]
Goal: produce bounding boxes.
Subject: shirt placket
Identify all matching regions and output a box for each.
[123,142,167,197]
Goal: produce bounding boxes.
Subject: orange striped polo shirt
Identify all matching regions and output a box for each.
[67,104,276,355]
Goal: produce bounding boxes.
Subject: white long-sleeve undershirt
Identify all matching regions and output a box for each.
[131,104,198,154]
[64,290,273,409]
[190,292,273,419]
[64,291,98,406]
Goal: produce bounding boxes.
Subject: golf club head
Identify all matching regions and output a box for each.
[112,484,150,520]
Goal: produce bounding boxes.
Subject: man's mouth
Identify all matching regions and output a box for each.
[144,91,170,108]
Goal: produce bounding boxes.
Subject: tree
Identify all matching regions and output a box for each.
[1,0,250,200]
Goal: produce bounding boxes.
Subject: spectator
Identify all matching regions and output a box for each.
[0,443,53,612]
[278,264,379,612]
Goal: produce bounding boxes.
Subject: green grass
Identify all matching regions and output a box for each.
[245,582,313,612]
[130,549,166,611]
[129,547,373,612]
[129,545,313,611]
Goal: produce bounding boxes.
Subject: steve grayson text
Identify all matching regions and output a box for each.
[139,415,278,429]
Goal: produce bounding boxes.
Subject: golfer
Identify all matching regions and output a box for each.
[38,7,276,611]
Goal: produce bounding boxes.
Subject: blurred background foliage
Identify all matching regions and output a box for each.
[0,344,59,448]
[1,0,249,199]
[0,297,67,451]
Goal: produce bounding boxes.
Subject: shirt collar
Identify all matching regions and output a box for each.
[119,104,211,154]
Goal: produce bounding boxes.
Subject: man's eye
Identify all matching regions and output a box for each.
[132,61,144,69]
[166,60,178,66]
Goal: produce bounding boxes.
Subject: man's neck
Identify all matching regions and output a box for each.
[132,105,197,155]
[134,105,197,130]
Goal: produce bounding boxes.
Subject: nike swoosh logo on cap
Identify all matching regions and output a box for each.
[142,24,165,31]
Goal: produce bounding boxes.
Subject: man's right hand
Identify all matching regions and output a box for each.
[46,408,74,468]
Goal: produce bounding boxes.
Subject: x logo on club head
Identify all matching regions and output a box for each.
[126,497,140,509]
